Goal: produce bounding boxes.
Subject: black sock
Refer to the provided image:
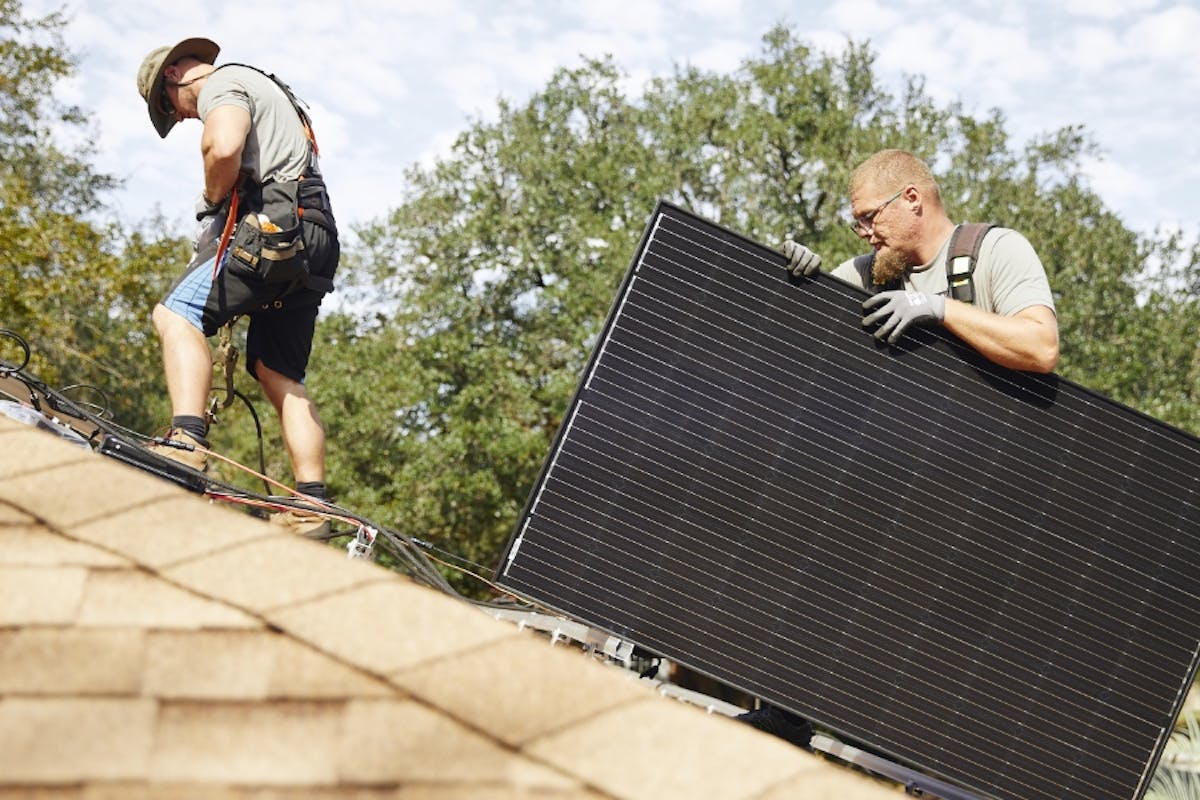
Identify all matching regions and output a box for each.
[171,415,209,446]
[296,481,326,501]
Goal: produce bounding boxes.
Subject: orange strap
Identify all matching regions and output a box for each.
[212,187,240,280]
[304,122,319,157]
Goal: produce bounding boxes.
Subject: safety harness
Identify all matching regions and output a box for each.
[210,63,335,293]
[870,222,994,304]
[944,222,994,304]
[204,64,336,425]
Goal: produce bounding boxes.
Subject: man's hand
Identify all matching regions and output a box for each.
[862,290,946,344]
[194,191,223,221]
[782,239,821,277]
[192,191,224,253]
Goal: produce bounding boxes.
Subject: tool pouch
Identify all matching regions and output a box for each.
[227,180,308,285]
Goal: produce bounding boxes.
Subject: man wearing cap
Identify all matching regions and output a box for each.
[136,37,340,538]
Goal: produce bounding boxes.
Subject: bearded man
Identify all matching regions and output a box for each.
[782,148,1059,373]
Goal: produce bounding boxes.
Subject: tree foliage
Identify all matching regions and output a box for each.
[4,10,1198,592]
[0,0,181,431]
[325,25,1200,594]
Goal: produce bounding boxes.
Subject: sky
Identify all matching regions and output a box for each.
[25,0,1200,241]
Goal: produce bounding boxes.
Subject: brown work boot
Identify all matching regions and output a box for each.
[270,505,332,540]
[145,428,208,472]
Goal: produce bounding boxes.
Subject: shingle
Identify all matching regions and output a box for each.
[0,789,84,799]
[0,565,86,625]
[0,500,35,524]
[336,699,577,790]
[0,425,93,480]
[71,495,274,569]
[525,697,813,800]
[143,630,394,700]
[0,457,176,530]
[268,581,518,675]
[395,787,612,799]
[393,634,648,747]
[77,787,413,800]
[163,535,385,614]
[0,697,155,782]
[0,527,129,567]
[149,701,341,784]
[0,628,145,694]
[76,568,259,629]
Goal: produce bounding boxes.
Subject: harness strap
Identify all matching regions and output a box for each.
[212,186,240,280]
[205,318,241,426]
[214,62,320,164]
[945,223,994,304]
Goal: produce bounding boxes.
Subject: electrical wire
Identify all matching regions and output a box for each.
[0,328,539,609]
[0,329,32,374]
[57,384,114,420]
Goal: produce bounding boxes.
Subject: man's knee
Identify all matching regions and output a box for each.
[153,303,197,338]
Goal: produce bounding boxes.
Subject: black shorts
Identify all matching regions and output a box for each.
[161,220,339,383]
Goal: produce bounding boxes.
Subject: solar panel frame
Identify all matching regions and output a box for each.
[497,201,1200,800]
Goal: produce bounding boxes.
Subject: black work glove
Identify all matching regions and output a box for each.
[781,239,822,277]
[862,290,945,344]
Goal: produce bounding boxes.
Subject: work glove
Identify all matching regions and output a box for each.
[192,192,224,253]
[194,191,224,221]
[862,290,946,344]
[781,239,821,277]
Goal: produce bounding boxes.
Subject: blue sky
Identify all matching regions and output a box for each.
[29,0,1200,240]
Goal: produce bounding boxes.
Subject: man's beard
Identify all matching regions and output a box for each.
[871,247,911,285]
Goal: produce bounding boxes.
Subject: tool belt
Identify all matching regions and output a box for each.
[222,174,335,294]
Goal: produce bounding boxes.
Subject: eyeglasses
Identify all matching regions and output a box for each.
[848,188,905,236]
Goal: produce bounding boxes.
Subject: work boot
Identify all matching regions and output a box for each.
[270,505,332,540]
[145,428,208,472]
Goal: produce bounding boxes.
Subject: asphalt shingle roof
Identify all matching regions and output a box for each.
[0,415,900,799]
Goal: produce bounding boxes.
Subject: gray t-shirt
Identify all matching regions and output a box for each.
[832,227,1055,317]
[197,65,312,186]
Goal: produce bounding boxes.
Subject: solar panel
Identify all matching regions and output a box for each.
[497,201,1200,800]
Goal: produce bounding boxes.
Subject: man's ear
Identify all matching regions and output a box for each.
[163,63,179,85]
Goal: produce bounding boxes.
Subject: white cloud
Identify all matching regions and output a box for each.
[1080,154,1154,216]
[825,0,904,32]
[1057,25,1124,75]
[14,0,1200,238]
[1061,0,1159,21]
[1125,5,1200,68]
[570,0,669,34]
[679,0,745,20]
[687,39,754,73]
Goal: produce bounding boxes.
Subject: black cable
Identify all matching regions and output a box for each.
[0,329,31,374]
[1,327,482,600]
[58,384,115,420]
[230,388,271,495]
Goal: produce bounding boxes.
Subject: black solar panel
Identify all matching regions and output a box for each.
[497,201,1200,800]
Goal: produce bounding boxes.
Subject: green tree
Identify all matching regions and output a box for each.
[0,0,181,432]
[331,25,1197,593]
